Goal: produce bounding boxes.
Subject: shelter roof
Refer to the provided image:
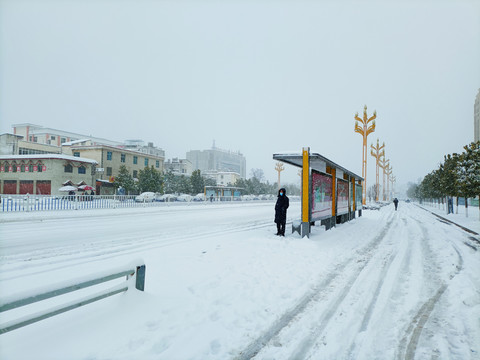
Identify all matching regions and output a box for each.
[273,152,363,180]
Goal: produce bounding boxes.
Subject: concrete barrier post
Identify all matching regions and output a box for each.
[135,265,146,291]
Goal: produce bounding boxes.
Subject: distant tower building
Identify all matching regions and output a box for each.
[186,143,246,179]
[475,89,480,142]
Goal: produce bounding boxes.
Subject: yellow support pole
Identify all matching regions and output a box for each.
[302,148,309,224]
[301,148,311,237]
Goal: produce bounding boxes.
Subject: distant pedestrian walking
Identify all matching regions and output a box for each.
[210,194,214,202]
[393,198,399,211]
[275,188,289,236]
[448,197,453,214]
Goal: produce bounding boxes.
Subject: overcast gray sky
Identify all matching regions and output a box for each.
[1,0,479,192]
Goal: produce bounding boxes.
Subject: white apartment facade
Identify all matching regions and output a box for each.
[186,146,246,179]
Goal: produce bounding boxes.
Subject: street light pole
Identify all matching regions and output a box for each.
[390,175,396,199]
[275,161,285,191]
[385,165,392,201]
[355,105,376,205]
[370,139,385,202]
[379,156,389,201]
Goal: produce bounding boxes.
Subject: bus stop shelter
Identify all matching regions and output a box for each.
[204,186,243,201]
[273,147,363,238]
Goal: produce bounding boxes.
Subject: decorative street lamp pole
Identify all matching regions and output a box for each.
[370,139,385,202]
[275,161,285,191]
[379,156,389,201]
[390,175,396,199]
[355,105,376,205]
[385,165,392,201]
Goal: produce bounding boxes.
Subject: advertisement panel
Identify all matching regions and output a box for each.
[337,179,349,215]
[355,184,363,209]
[311,171,332,220]
[349,181,353,210]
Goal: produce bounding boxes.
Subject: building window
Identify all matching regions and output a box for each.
[156,160,159,168]
[73,152,80,157]
[64,164,73,173]
[133,156,138,165]
[36,180,51,195]
[106,167,112,176]
[121,154,126,163]
[51,136,55,140]
[78,166,86,174]
[144,158,149,167]
[133,170,138,178]
[3,180,17,194]
[33,137,37,142]
[61,138,66,144]
[107,151,112,161]
[19,148,53,155]
[38,164,43,172]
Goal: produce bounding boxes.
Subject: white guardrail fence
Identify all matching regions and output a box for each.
[0,263,146,334]
[0,194,282,212]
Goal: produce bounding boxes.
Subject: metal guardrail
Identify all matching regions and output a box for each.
[0,264,146,334]
[0,194,284,212]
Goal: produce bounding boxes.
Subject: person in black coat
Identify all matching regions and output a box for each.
[275,187,289,236]
[393,198,399,211]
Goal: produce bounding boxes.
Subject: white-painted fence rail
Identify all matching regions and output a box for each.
[0,194,280,212]
[0,263,146,334]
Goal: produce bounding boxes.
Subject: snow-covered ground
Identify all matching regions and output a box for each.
[0,200,479,360]
[418,201,480,235]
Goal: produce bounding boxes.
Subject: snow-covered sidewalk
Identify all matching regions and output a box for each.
[418,201,480,234]
[0,202,479,359]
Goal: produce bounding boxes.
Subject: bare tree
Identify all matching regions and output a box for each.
[250,168,265,182]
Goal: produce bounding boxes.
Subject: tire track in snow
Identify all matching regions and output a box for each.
[294,216,407,360]
[235,211,396,360]
[396,216,464,360]
[0,218,281,281]
[346,213,411,359]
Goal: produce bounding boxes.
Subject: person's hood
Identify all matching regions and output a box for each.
[278,188,286,197]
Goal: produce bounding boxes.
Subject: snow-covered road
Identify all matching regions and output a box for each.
[0,202,479,360]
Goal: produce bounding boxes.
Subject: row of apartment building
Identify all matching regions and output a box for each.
[0,124,246,195]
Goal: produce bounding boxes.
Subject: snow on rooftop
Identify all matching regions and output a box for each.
[0,154,98,164]
[61,139,91,146]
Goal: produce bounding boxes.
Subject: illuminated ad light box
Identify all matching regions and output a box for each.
[311,170,333,221]
[336,179,349,216]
